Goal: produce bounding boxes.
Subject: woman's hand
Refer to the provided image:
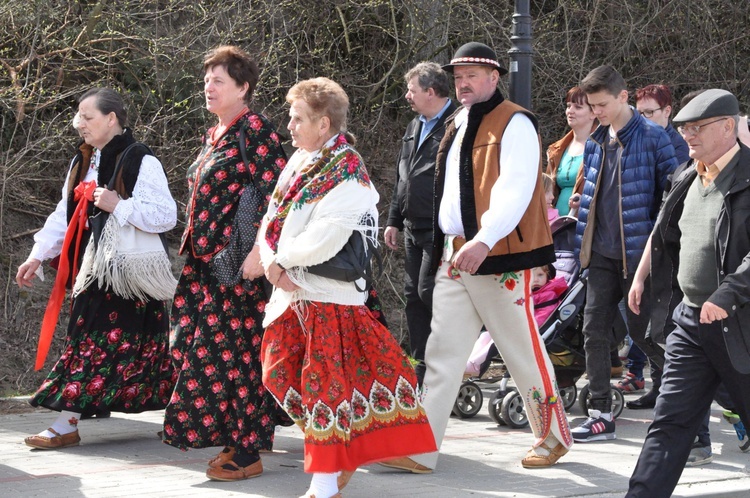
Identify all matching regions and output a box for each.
[16,258,41,288]
[265,261,298,292]
[93,187,120,213]
[276,272,299,292]
[242,245,265,280]
[265,261,286,286]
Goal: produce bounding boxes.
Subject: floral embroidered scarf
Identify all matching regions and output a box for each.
[265,133,370,252]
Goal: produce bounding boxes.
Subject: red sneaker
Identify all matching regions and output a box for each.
[616,372,645,393]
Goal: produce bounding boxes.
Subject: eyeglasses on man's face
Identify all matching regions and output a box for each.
[638,107,664,118]
[678,117,729,136]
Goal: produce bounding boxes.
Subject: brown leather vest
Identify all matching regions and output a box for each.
[432,100,555,275]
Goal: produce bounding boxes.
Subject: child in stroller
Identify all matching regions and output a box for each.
[465,263,568,377]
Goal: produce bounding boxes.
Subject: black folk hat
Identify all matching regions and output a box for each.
[442,42,508,75]
[673,89,740,124]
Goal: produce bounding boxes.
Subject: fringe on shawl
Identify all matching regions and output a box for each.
[73,215,177,302]
[282,209,378,332]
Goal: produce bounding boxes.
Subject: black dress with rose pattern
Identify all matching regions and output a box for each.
[162,110,287,451]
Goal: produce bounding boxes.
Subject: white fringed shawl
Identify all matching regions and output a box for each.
[73,214,177,301]
[259,134,380,327]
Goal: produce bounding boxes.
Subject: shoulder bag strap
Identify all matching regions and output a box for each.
[107,142,168,253]
[239,126,256,187]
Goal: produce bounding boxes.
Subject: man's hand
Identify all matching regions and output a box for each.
[628,279,645,315]
[93,187,120,213]
[568,193,581,211]
[453,240,490,274]
[16,259,41,288]
[384,226,399,250]
[700,301,728,324]
[241,245,264,280]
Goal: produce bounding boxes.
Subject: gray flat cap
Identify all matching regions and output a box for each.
[673,89,739,124]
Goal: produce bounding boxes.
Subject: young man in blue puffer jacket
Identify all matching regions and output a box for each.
[572,65,678,442]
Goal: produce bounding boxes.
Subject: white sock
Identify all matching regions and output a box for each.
[533,434,560,456]
[588,409,613,421]
[306,472,340,498]
[39,410,80,438]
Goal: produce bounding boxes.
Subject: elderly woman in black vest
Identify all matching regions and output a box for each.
[17,87,178,449]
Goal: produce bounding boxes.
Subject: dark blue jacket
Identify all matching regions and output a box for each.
[575,109,678,275]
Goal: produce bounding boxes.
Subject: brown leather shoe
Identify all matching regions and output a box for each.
[206,458,262,481]
[521,441,569,468]
[378,456,432,474]
[25,429,81,450]
[208,446,236,469]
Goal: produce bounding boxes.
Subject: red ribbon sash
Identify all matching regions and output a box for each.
[35,180,97,370]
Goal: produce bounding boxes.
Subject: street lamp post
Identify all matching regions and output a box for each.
[508,0,533,110]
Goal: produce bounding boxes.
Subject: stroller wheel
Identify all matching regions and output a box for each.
[559,385,577,411]
[500,390,530,429]
[578,383,625,418]
[488,389,506,425]
[452,381,483,419]
[611,386,625,418]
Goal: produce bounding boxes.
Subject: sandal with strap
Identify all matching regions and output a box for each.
[208,446,236,469]
[616,372,645,393]
[205,458,262,481]
[521,441,569,468]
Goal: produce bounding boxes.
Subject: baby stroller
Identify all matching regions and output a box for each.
[452,216,625,426]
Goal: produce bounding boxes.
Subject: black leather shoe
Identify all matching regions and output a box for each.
[627,389,658,409]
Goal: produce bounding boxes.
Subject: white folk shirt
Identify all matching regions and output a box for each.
[438,109,540,249]
[29,149,176,278]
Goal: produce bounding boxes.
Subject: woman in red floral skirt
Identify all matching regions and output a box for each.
[259,77,436,498]
[162,46,288,481]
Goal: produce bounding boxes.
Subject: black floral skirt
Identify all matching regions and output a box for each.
[31,285,176,414]
[162,255,288,451]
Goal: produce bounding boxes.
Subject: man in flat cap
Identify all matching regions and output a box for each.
[381,41,572,473]
[626,89,750,497]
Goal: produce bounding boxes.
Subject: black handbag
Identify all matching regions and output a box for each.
[306,212,382,291]
[211,126,272,297]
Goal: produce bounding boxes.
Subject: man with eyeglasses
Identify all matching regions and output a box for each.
[572,66,678,443]
[626,89,750,497]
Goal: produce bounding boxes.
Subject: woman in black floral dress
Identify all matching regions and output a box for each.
[162,45,287,482]
[19,88,178,450]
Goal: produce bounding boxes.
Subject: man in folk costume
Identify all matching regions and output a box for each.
[381,42,573,473]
